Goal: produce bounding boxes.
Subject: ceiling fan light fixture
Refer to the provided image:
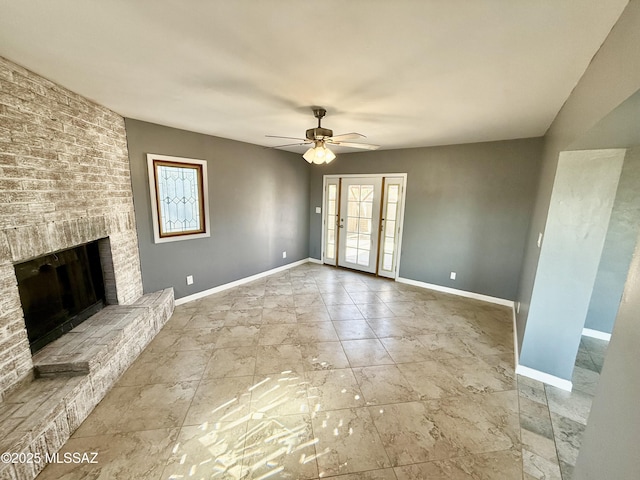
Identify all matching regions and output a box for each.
[325,148,336,163]
[303,142,335,165]
[303,146,315,163]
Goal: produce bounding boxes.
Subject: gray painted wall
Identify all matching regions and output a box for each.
[585,147,640,334]
[570,89,640,151]
[515,0,640,351]
[519,149,625,381]
[308,138,542,301]
[574,222,640,479]
[125,119,310,299]
[516,2,640,471]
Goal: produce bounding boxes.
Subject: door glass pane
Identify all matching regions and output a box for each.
[326,224,337,261]
[360,201,372,218]
[328,200,336,215]
[384,237,395,254]
[388,185,399,203]
[346,233,358,248]
[387,202,397,221]
[385,220,396,237]
[347,218,359,233]
[380,183,401,273]
[357,249,370,266]
[346,247,358,263]
[358,234,370,250]
[360,186,374,201]
[360,218,371,234]
[348,186,360,201]
[348,201,360,217]
[325,183,338,261]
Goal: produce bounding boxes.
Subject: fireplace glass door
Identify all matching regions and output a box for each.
[15,241,106,353]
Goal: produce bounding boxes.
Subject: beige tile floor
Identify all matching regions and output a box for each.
[35,263,597,479]
[518,335,607,480]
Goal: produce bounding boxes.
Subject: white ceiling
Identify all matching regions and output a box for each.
[0,0,629,153]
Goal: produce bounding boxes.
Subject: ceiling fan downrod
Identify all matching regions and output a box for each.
[307,108,332,140]
[313,107,327,127]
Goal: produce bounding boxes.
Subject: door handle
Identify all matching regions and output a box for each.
[338,218,344,228]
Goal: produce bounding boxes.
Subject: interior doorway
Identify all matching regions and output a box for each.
[321,174,407,279]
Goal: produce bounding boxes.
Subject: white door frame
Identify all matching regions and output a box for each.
[321,173,408,280]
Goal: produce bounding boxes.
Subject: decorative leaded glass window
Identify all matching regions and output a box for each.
[147,154,210,243]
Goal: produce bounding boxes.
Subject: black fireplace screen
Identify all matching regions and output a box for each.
[15,241,106,353]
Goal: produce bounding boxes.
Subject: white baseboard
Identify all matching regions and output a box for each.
[308,258,323,265]
[175,258,311,306]
[515,364,573,391]
[512,305,520,370]
[582,328,611,341]
[396,277,514,307]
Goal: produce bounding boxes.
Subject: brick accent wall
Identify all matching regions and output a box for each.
[0,56,144,400]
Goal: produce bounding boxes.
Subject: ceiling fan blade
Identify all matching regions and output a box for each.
[327,141,380,151]
[267,141,311,149]
[329,132,366,141]
[266,135,308,142]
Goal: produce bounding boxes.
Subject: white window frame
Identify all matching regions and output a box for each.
[147,153,211,244]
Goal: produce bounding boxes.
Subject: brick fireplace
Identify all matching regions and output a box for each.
[0,55,146,401]
[0,56,176,480]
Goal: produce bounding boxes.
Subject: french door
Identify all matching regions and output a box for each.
[322,174,406,278]
[338,177,382,274]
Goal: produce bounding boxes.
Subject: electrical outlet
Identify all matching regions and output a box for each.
[282,251,287,259]
[186,275,194,285]
[450,272,456,280]
[315,206,322,214]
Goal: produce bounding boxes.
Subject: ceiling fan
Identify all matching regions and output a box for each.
[267,108,380,164]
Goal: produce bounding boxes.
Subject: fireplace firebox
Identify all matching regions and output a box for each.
[15,241,106,353]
